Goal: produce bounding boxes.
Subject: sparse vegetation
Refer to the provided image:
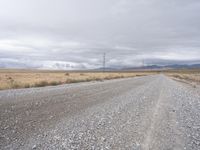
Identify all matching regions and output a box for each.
[10,82,21,89]
[8,77,12,80]
[65,73,70,76]
[0,69,155,90]
[34,81,49,87]
[24,84,30,88]
[165,69,200,84]
[49,81,61,86]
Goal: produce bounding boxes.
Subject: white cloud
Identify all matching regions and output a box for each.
[0,39,34,52]
[114,46,136,51]
[0,0,200,69]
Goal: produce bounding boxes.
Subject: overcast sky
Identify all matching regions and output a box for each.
[0,0,200,69]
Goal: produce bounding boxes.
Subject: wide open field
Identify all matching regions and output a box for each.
[164,69,200,85]
[0,69,155,90]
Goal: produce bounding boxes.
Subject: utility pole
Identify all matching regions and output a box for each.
[103,52,106,72]
[142,59,145,67]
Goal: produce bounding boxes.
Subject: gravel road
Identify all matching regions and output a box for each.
[0,75,200,150]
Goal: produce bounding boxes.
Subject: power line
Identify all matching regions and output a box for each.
[103,52,106,72]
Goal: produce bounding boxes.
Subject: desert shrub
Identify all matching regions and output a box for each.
[65,79,72,83]
[93,78,103,81]
[24,84,30,88]
[34,81,49,87]
[10,82,21,89]
[65,73,70,76]
[49,81,61,86]
[173,74,182,79]
[94,78,99,81]
[9,78,14,83]
[8,77,12,80]
[119,75,125,78]
[73,79,84,83]
[104,76,112,80]
[66,79,88,84]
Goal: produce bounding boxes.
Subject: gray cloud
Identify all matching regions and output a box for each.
[0,0,200,69]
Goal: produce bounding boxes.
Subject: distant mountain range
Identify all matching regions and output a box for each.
[1,60,200,70]
[95,64,200,71]
[134,64,200,70]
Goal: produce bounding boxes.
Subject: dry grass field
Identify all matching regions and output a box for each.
[0,69,155,90]
[165,69,200,84]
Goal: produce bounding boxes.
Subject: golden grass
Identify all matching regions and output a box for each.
[0,69,155,90]
[165,69,200,83]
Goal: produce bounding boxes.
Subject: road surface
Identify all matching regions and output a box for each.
[0,75,200,150]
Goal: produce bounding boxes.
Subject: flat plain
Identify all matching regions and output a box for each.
[0,69,154,90]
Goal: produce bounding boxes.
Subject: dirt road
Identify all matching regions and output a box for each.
[0,75,200,150]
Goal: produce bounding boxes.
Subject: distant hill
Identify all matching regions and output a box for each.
[95,64,200,71]
[1,60,200,71]
[123,64,200,70]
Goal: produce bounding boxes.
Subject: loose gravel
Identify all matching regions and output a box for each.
[0,75,200,150]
